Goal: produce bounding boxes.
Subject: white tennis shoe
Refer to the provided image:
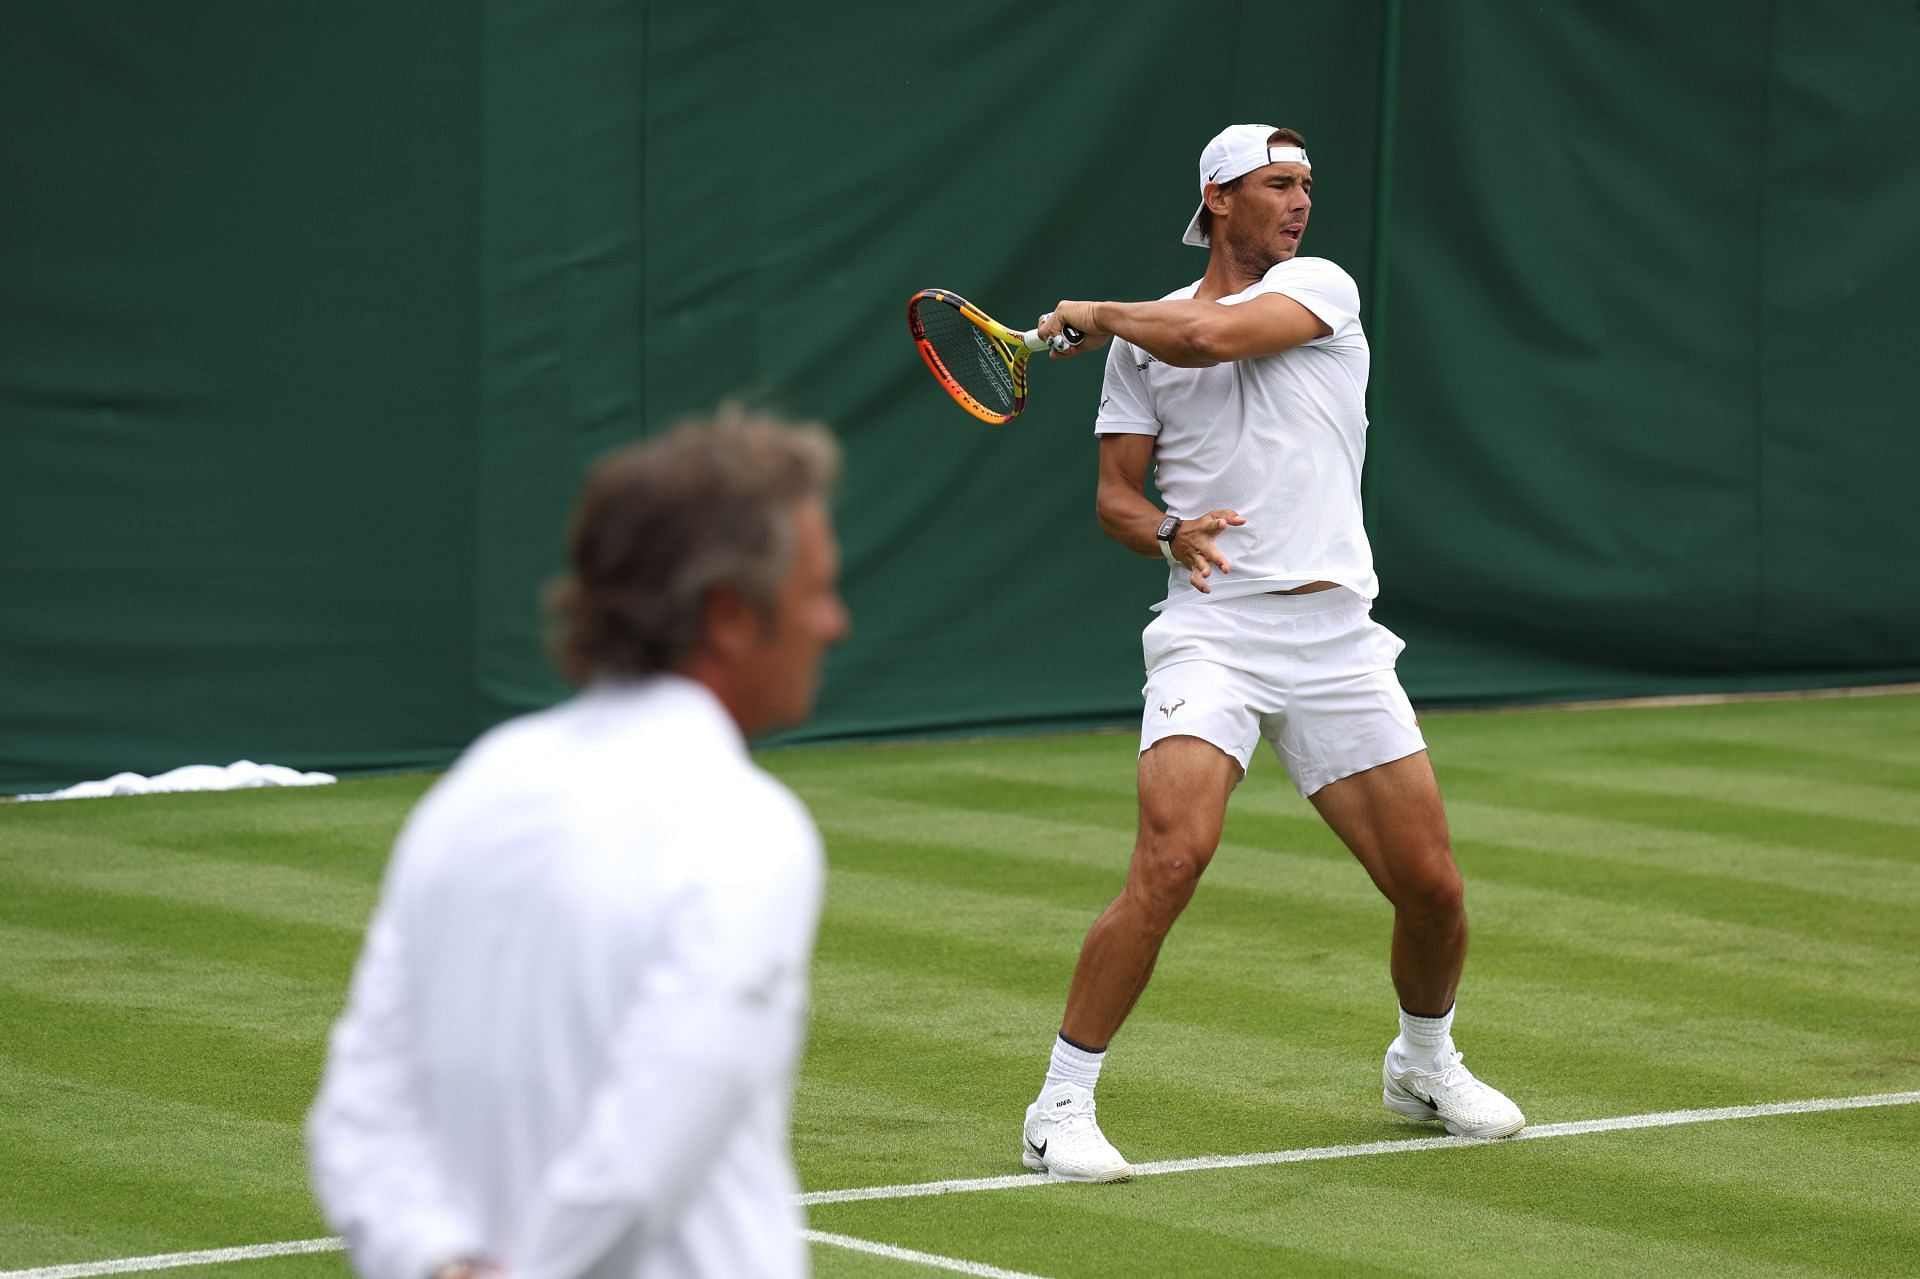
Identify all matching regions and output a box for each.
[1022,1082,1132,1182]
[1382,1047,1526,1138]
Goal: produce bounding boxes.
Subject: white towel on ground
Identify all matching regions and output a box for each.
[16,760,338,802]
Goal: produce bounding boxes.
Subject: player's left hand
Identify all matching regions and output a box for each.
[1176,509,1246,593]
[1038,302,1111,359]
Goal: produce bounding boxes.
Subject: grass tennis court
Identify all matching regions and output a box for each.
[3,692,1917,1277]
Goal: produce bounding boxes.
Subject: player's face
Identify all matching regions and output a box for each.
[748,498,850,733]
[1223,161,1313,267]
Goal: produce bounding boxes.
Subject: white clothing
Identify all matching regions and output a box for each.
[1137,587,1425,796]
[308,676,823,1279]
[1094,255,1376,607]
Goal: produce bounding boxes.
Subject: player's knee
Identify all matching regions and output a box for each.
[1399,857,1464,920]
[1126,839,1210,930]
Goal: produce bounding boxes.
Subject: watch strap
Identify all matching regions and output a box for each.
[1156,515,1181,566]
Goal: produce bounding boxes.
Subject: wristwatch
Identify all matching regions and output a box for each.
[1155,514,1181,566]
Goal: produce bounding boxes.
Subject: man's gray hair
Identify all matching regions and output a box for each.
[550,405,841,683]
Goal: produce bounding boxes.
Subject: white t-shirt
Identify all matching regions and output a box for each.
[1094,255,1376,607]
[308,676,821,1279]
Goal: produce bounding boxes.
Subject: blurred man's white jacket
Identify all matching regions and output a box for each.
[309,676,823,1279]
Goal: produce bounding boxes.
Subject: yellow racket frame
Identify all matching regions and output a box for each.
[906,288,1052,425]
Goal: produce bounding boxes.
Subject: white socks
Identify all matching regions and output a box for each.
[1391,1005,1456,1067]
[1043,1033,1106,1093]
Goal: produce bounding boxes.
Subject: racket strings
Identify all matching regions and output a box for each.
[913,300,1020,416]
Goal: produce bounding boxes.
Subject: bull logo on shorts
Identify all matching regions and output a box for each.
[1158,699,1185,718]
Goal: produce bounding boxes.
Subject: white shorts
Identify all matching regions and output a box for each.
[1139,588,1426,797]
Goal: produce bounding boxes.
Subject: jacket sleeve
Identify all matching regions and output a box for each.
[512,793,825,1279]
[307,900,484,1279]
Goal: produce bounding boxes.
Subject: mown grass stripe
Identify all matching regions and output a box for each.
[1455,836,1919,947]
[0,1062,322,1251]
[0,923,348,1044]
[814,775,1917,941]
[1503,758,1920,823]
[1424,693,1920,759]
[1461,875,1917,1000]
[0,834,380,931]
[1450,814,1920,911]
[1438,765,1917,862]
[819,848,1919,1016]
[0,994,323,1123]
[0,877,363,984]
[1558,732,1920,792]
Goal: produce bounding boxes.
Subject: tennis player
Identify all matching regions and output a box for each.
[308,410,848,1278]
[1022,125,1525,1181]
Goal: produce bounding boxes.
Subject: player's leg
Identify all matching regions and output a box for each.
[1024,734,1240,1182]
[1307,750,1465,1016]
[1274,594,1523,1138]
[1023,615,1259,1182]
[1062,733,1242,1046]
[1307,754,1521,1137]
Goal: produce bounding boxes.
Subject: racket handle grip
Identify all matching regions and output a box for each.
[1023,325,1087,354]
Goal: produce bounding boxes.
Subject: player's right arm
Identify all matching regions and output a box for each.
[1040,260,1361,368]
[1061,294,1328,367]
[1096,434,1245,594]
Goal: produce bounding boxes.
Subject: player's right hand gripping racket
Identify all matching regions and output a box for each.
[906,288,1083,424]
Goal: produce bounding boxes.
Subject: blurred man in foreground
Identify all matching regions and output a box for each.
[309,409,849,1279]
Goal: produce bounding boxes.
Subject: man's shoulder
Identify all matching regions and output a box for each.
[1262,256,1356,287]
[429,682,742,808]
[734,762,817,834]
[672,766,822,902]
[425,698,817,856]
[1250,257,1365,338]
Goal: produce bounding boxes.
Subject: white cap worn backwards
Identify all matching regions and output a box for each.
[1181,123,1312,248]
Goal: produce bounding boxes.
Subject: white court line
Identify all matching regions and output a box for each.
[797,1089,1920,1205]
[0,1239,342,1279]
[804,1230,1051,1278]
[6,1090,1914,1279]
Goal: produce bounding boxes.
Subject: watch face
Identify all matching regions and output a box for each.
[1156,515,1180,541]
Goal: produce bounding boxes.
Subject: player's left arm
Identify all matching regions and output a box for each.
[1041,294,1329,369]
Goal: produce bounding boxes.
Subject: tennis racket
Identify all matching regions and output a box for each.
[906,288,1083,425]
